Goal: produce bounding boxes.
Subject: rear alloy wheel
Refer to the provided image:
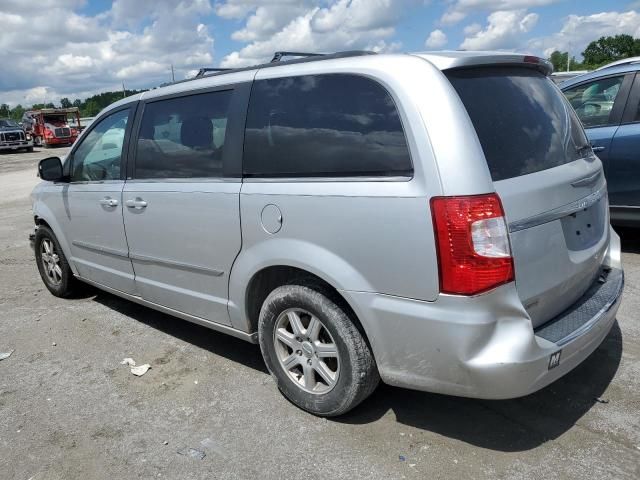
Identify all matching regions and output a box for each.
[34,225,77,297]
[273,308,340,394]
[259,284,379,416]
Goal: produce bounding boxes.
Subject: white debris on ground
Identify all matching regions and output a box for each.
[130,364,151,376]
[120,357,151,376]
[0,350,14,361]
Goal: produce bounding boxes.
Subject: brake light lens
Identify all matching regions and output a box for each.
[431,193,514,295]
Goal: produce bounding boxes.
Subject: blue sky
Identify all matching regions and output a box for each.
[1,0,638,106]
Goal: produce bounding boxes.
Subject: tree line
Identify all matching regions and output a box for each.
[549,34,640,72]
[0,89,146,121]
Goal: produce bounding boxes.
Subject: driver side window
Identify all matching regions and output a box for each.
[563,76,625,128]
[71,108,130,182]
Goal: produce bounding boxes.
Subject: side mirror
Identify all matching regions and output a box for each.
[38,157,64,182]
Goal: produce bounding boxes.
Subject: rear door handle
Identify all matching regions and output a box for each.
[591,145,605,152]
[99,197,118,207]
[125,198,147,209]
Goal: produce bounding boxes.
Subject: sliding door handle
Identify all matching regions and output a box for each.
[99,197,118,207]
[125,198,147,209]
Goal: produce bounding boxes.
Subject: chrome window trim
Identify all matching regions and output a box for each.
[509,184,608,233]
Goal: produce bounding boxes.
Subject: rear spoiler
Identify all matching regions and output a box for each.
[413,52,553,76]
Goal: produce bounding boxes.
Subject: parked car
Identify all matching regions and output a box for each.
[560,62,640,226]
[30,51,623,416]
[550,70,589,84]
[0,118,33,152]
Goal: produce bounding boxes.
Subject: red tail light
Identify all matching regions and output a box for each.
[431,193,514,295]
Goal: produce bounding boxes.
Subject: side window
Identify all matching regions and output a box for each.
[243,74,412,177]
[563,76,625,128]
[134,90,232,179]
[71,108,130,182]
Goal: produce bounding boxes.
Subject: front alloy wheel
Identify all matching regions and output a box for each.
[40,238,63,285]
[34,225,77,297]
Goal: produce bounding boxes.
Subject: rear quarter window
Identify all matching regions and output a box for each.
[446,67,588,181]
[243,74,412,178]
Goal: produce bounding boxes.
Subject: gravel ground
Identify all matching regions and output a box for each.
[0,149,638,480]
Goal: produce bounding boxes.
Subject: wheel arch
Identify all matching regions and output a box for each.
[229,261,375,357]
[33,205,77,275]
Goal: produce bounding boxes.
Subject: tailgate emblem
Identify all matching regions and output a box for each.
[548,350,562,370]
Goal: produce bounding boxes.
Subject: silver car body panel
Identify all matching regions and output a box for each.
[31,51,623,399]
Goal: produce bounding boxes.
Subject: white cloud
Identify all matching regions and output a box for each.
[219,0,413,67]
[0,0,215,106]
[460,10,539,50]
[528,10,640,58]
[441,0,560,26]
[425,29,447,48]
[463,23,482,36]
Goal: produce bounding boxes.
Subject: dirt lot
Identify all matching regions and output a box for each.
[0,148,639,480]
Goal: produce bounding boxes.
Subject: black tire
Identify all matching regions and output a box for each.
[26,146,34,152]
[34,225,77,297]
[258,284,379,416]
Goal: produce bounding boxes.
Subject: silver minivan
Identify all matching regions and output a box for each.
[31,51,624,416]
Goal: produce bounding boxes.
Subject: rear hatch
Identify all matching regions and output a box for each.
[446,65,609,327]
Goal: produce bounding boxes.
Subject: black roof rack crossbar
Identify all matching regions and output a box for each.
[195,67,233,78]
[271,51,325,63]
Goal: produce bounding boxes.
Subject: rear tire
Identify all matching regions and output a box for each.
[34,225,77,297]
[26,146,34,152]
[258,284,379,416]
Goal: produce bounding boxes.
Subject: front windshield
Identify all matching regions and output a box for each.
[0,119,19,128]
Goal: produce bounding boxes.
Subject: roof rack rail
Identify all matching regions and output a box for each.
[271,51,324,63]
[173,50,377,87]
[195,67,232,78]
[595,56,640,71]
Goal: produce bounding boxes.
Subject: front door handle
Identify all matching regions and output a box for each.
[125,198,147,209]
[591,145,605,152]
[99,197,119,207]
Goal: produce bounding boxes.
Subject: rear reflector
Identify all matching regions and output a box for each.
[431,193,514,295]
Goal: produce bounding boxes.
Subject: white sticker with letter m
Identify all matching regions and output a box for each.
[548,350,562,370]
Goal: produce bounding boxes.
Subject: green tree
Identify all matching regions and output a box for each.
[549,50,568,71]
[60,97,72,108]
[0,104,9,118]
[548,50,585,72]
[10,104,24,121]
[72,99,82,108]
[582,34,640,68]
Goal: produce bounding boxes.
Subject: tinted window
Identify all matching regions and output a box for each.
[71,108,130,182]
[135,90,232,179]
[447,67,589,181]
[563,75,625,128]
[243,74,412,177]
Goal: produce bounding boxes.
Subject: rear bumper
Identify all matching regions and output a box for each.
[341,228,624,399]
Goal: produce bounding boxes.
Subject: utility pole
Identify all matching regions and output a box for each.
[171,64,175,83]
[122,82,126,98]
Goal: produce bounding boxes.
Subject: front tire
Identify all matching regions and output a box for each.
[34,225,77,297]
[258,285,379,416]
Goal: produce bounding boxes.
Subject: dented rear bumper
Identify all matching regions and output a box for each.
[341,227,623,399]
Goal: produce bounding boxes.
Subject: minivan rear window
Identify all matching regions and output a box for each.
[446,67,589,181]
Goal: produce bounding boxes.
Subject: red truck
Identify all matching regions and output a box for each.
[22,107,81,147]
